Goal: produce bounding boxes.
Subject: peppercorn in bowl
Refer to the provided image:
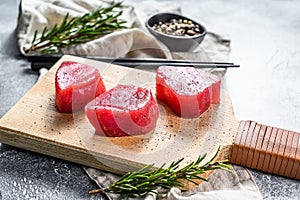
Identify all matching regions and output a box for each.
[146,12,206,52]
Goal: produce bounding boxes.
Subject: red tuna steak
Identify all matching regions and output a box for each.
[85,84,159,137]
[204,71,221,104]
[55,61,106,113]
[156,66,220,118]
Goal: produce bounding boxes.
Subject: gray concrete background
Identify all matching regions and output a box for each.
[0,0,299,199]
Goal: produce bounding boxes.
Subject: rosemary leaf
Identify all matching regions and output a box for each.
[31,30,38,44]
[90,147,231,197]
[24,2,127,54]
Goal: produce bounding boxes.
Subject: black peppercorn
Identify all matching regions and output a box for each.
[152,18,202,37]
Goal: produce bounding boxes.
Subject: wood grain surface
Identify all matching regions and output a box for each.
[230,120,300,180]
[0,55,238,175]
[1,55,298,180]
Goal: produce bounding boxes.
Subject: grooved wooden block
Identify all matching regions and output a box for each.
[246,123,261,167]
[231,120,300,180]
[250,125,266,169]
[230,121,245,164]
[284,131,299,177]
[278,131,294,176]
[273,130,289,175]
[242,121,256,166]
[289,132,300,179]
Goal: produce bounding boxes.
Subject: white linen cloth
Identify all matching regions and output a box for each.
[18,0,177,58]
[17,0,262,199]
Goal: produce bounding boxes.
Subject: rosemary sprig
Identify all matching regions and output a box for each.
[24,2,127,54]
[89,147,231,197]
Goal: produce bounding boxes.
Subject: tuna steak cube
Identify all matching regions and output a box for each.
[156,66,220,118]
[85,84,159,137]
[55,61,106,113]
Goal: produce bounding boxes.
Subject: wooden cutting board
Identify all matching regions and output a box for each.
[0,55,299,180]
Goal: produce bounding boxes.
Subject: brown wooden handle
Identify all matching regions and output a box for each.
[230,120,300,180]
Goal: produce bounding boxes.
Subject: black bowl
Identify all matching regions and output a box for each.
[146,12,207,52]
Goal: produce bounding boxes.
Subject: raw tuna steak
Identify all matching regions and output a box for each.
[55,61,106,113]
[156,66,220,118]
[85,84,159,137]
[203,70,221,104]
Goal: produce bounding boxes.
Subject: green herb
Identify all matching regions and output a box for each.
[89,147,231,197]
[24,2,127,54]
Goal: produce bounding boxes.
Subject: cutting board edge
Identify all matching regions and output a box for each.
[0,126,149,175]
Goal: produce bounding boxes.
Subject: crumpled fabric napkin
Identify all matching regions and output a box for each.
[17,0,262,199]
[85,165,262,200]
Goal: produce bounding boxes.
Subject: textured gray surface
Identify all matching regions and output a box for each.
[0,0,106,199]
[175,1,300,199]
[0,0,299,200]
[0,145,106,200]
